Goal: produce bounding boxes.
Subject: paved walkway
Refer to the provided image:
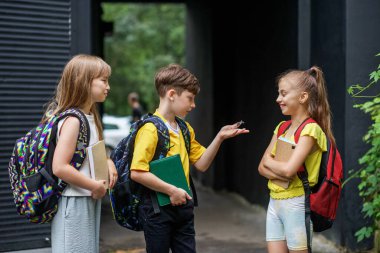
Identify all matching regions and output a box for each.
[99,183,343,253]
[5,183,344,253]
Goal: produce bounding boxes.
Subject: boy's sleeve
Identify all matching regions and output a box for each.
[186,122,206,164]
[130,123,158,171]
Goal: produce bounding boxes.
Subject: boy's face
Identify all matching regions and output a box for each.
[171,90,196,118]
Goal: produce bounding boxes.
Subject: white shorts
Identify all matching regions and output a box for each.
[266,195,312,251]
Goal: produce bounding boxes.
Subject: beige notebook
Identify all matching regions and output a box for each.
[271,138,295,189]
[87,140,109,189]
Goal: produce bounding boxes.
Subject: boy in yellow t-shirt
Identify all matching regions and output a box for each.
[130,64,249,253]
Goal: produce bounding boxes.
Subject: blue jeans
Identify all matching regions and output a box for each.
[139,194,196,253]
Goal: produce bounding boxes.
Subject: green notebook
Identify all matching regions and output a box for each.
[149,154,192,206]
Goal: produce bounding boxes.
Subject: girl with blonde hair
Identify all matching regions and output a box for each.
[48,54,117,253]
[258,66,335,253]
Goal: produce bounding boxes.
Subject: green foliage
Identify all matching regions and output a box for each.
[102,3,185,115]
[346,53,380,242]
[355,226,374,242]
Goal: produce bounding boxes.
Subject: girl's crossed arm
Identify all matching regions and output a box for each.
[258,134,290,181]
[260,135,316,179]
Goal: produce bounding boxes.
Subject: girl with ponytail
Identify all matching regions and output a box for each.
[258,66,335,253]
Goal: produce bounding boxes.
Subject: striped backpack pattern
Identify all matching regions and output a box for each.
[109,114,194,231]
[8,108,90,223]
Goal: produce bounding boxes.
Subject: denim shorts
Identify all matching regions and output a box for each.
[266,195,312,251]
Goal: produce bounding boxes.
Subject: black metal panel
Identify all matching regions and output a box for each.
[0,0,71,251]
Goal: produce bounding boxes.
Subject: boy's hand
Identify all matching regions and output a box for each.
[169,187,192,206]
[218,122,250,140]
[107,159,118,189]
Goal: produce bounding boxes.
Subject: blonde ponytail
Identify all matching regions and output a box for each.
[277,66,336,147]
[306,66,335,146]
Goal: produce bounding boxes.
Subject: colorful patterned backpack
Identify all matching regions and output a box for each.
[109,113,197,231]
[8,108,90,223]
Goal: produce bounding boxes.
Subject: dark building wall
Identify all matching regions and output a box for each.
[302,0,380,250]
[221,1,298,206]
[0,0,94,251]
[186,1,215,187]
[188,0,380,251]
[308,0,348,247]
[71,0,93,54]
[188,0,298,206]
[2,0,379,251]
[0,0,72,251]
[343,0,380,250]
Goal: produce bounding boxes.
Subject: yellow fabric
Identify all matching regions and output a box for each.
[130,110,206,185]
[268,121,327,199]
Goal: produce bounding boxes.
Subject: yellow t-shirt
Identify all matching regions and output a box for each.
[130,110,206,185]
[268,121,327,199]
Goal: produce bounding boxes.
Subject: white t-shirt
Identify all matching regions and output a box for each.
[57,113,99,196]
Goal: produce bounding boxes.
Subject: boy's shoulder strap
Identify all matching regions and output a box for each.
[139,114,170,160]
[174,116,197,206]
[175,116,190,154]
[139,114,191,156]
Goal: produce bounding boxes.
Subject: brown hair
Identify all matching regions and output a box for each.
[154,64,200,97]
[278,66,335,146]
[43,54,111,139]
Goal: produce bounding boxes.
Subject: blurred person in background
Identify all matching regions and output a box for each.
[128,91,144,123]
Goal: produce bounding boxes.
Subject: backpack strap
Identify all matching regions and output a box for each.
[53,108,91,161]
[276,120,292,138]
[298,166,312,253]
[293,118,316,143]
[176,117,190,153]
[292,117,316,253]
[143,115,171,159]
[47,108,91,190]
[141,114,198,208]
[176,117,198,207]
[275,118,316,253]
[136,114,170,214]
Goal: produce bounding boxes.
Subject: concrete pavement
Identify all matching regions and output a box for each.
[5,183,344,253]
[99,183,344,253]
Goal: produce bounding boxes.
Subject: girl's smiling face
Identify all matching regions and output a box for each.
[276,77,303,116]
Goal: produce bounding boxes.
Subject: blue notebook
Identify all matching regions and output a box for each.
[149,154,192,206]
